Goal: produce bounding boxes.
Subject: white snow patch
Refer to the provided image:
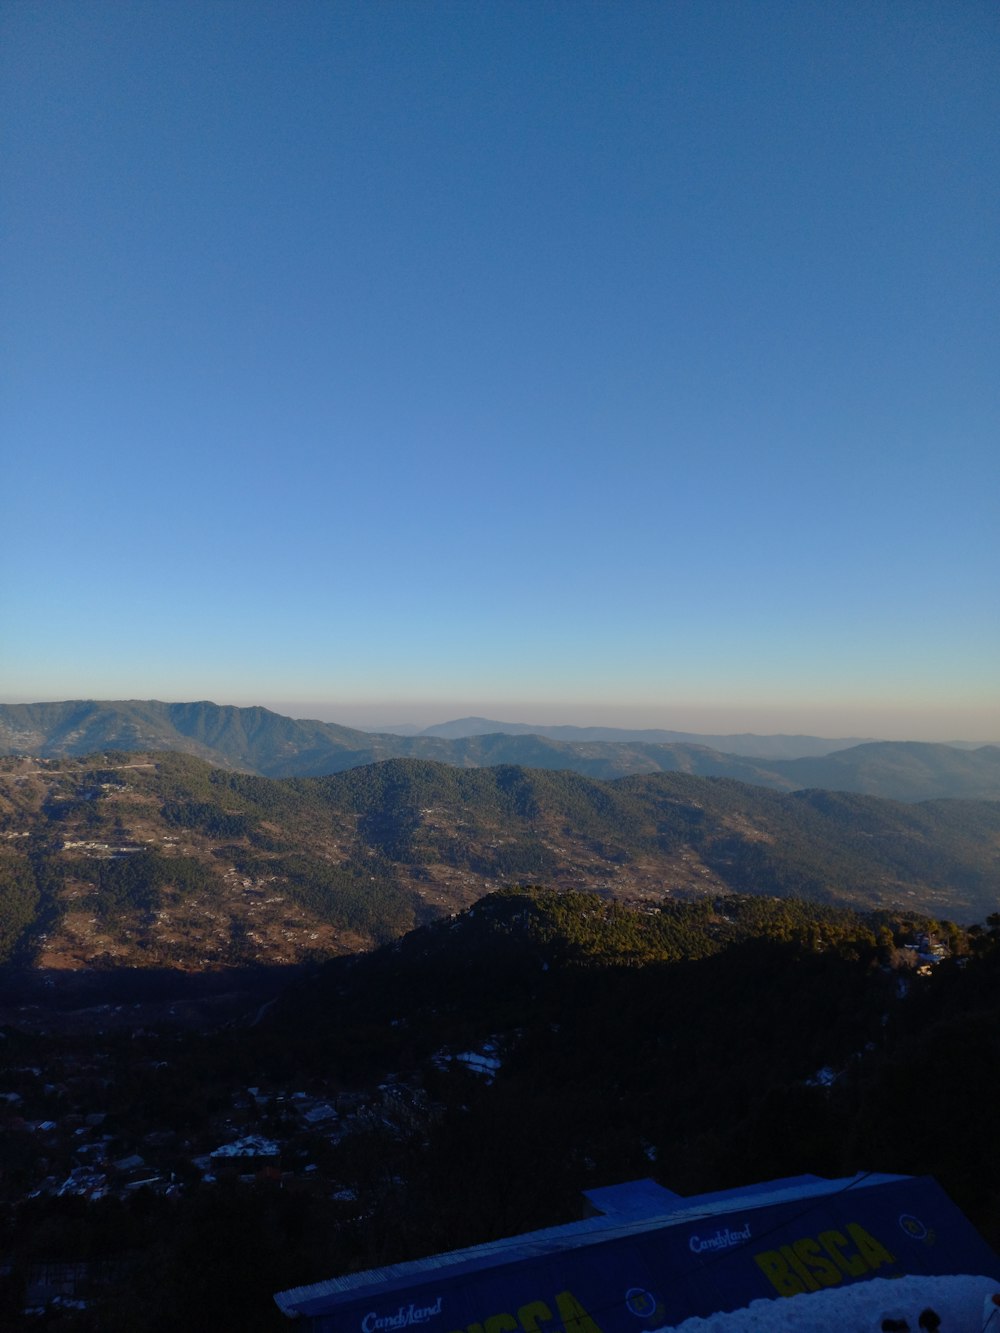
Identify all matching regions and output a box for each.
[210,1134,280,1158]
[654,1273,1000,1332]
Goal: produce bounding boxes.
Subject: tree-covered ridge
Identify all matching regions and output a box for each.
[288,887,902,1039]
[0,753,997,971]
[260,890,1000,1253]
[258,888,1000,1263]
[0,700,375,773]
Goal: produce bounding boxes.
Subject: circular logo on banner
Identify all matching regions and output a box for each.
[625,1289,658,1320]
[899,1213,928,1240]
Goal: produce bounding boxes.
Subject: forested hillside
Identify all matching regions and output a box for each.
[1,752,998,974]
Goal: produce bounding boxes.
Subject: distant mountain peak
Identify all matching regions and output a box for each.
[416,715,874,758]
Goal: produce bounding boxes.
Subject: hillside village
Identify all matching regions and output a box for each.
[3,1049,433,1208]
[1,1004,466,1321]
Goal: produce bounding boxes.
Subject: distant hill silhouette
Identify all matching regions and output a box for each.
[413,715,872,757]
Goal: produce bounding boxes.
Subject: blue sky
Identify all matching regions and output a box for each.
[3,1,998,740]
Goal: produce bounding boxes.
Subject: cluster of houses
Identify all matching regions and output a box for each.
[904,931,948,975]
[0,1048,436,1212]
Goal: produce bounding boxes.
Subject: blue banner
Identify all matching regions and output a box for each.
[299,1178,1000,1333]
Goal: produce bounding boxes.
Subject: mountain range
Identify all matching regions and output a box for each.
[1,699,999,801]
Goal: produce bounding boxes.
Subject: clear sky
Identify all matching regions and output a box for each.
[3,1,998,741]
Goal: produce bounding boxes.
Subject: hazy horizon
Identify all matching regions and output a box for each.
[261,698,999,744]
[0,693,996,746]
[4,4,997,739]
